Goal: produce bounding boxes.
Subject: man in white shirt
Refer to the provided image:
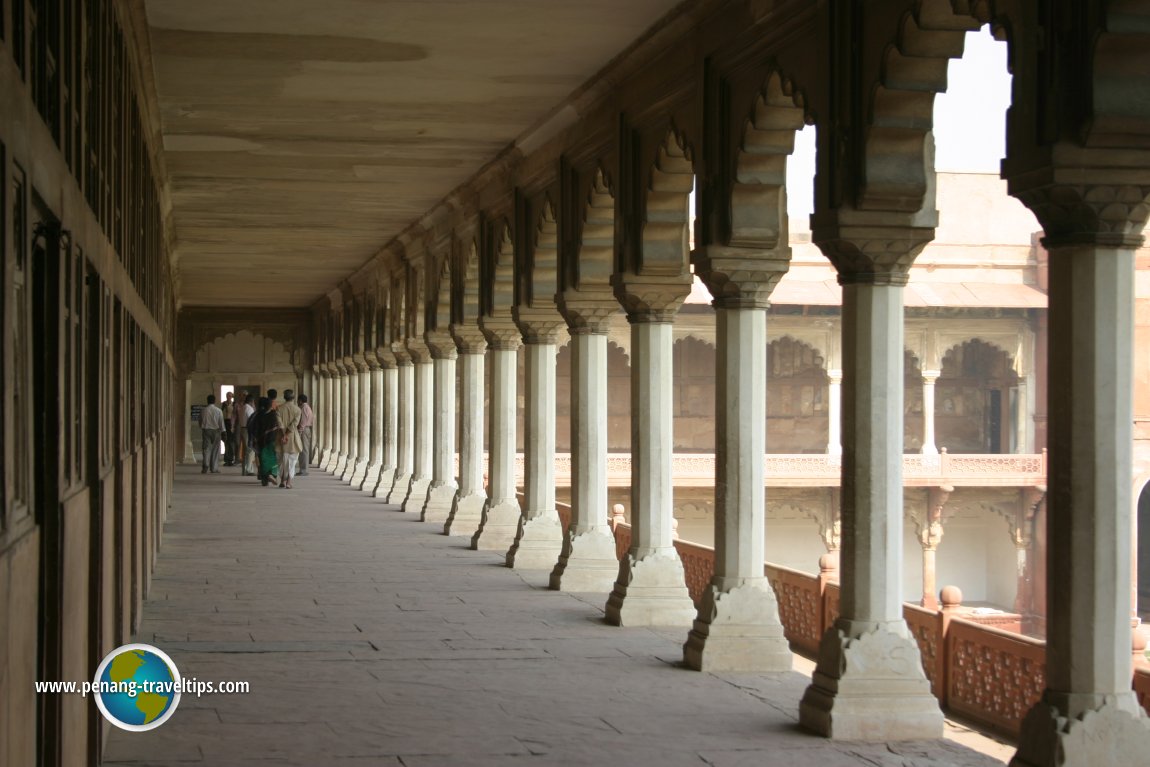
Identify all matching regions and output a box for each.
[237,391,256,476]
[200,394,225,474]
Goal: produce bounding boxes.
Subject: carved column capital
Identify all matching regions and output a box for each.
[480,317,523,352]
[610,273,691,322]
[513,307,565,344]
[334,358,349,376]
[351,353,370,373]
[390,341,412,366]
[425,329,458,360]
[406,337,432,364]
[811,209,935,282]
[375,346,397,369]
[694,244,791,310]
[556,290,618,335]
[363,350,382,371]
[451,325,488,354]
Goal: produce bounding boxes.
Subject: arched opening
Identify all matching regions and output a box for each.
[766,336,829,453]
[904,349,925,453]
[672,337,716,451]
[936,339,1019,454]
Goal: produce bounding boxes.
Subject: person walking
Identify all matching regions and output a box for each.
[221,391,236,466]
[254,397,280,487]
[297,393,314,476]
[277,389,303,489]
[200,394,225,474]
[236,391,255,475]
[246,391,262,478]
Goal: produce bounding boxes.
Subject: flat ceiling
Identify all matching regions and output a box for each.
[144,0,683,307]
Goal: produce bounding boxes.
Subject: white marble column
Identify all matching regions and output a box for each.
[683,305,791,671]
[341,357,361,482]
[402,349,434,512]
[506,338,565,570]
[373,360,399,498]
[386,355,414,504]
[800,277,942,739]
[350,357,371,486]
[472,338,521,551]
[827,369,842,456]
[1012,239,1150,766]
[421,345,458,524]
[361,354,385,492]
[605,317,695,626]
[446,332,487,537]
[330,362,348,474]
[550,329,617,592]
[182,378,196,462]
[921,370,939,456]
[317,368,332,467]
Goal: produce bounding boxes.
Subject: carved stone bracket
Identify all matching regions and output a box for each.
[480,317,523,351]
[375,345,397,369]
[513,306,565,344]
[811,210,936,281]
[351,353,369,374]
[611,272,691,322]
[451,324,488,354]
[425,329,458,360]
[406,336,432,364]
[694,244,792,309]
[556,289,618,335]
[390,341,412,366]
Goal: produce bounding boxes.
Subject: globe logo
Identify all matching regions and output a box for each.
[92,644,182,731]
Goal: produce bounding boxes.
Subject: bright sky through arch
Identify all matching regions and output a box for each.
[784,26,1011,217]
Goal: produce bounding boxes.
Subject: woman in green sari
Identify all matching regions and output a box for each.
[255,397,281,487]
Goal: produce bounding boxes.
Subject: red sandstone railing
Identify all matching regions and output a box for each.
[606,516,1150,739]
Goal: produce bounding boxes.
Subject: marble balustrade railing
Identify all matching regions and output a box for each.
[452,450,1048,489]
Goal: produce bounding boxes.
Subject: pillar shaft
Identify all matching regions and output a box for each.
[827,370,842,456]
[363,365,384,491]
[922,372,939,456]
[342,369,360,480]
[446,350,487,537]
[683,306,790,671]
[373,365,399,498]
[402,360,434,511]
[507,341,564,569]
[421,355,458,523]
[473,344,521,551]
[320,373,332,463]
[604,319,694,626]
[386,362,414,504]
[1045,244,1136,709]
[550,330,617,592]
[800,280,942,740]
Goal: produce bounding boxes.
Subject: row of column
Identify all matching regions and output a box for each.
[311,238,1146,757]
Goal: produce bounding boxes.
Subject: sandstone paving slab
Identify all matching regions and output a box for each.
[105,466,1008,767]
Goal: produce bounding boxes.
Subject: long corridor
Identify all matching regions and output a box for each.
[103,466,1011,767]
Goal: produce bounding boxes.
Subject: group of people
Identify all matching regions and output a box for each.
[199,388,315,489]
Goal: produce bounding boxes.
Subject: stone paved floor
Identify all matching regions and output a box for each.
[104,464,1015,766]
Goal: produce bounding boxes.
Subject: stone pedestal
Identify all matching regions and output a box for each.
[1011,238,1150,766]
[683,306,790,672]
[421,353,458,524]
[386,359,414,505]
[373,364,399,498]
[604,319,694,626]
[402,358,433,512]
[550,330,617,593]
[473,343,520,551]
[799,278,943,739]
[446,344,486,537]
[506,341,564,570]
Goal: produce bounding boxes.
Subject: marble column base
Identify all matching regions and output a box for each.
[682,582,792,672]
[471,500,522,552]
[360,462,382,493]
[506,510,564,570]
[549,530,619,593]
[401,476,431,513]
[799,623,944,740]
[350,459,369,487]
[421,482,458,524]
[1010,693,1150,767]
[604,552,695,627]
[372,467,396,498]
[444,492,487,537]
[386,471,412,505]
[333,453,348,476]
